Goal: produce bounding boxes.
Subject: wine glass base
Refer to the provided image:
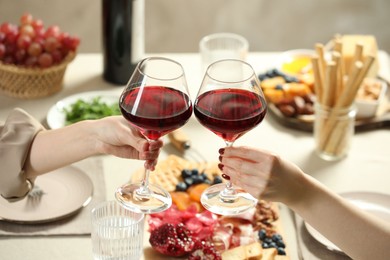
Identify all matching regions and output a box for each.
[200,183,257,215]
[115,182,172,214]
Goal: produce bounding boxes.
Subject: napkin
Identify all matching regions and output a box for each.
[0,157,106,236]
[293,213,352,260]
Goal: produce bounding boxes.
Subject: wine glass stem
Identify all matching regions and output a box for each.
[135,140,157,198]
[220,141,237,202]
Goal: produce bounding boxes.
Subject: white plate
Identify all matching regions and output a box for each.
[0,166,93,224]
[46,90,121,129]
[304,191,390,253]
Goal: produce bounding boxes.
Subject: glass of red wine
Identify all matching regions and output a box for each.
[194,59,267,215]
[115,57,193,214]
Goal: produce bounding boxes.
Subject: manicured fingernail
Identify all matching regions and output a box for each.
[222,174,231,180]
[218,163,224,171]
[218,156,223,162]
[218,148,225,155]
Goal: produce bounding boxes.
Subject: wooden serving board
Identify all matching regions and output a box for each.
[268,84,390,132]
[132,155,290,260]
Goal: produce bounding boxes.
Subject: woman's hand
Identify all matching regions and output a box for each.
[218,146,306,204]
[92,116,163,170]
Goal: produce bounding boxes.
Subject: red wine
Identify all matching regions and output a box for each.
[194,89,266,142]
[102,0,141,85]
[120,86,192,140]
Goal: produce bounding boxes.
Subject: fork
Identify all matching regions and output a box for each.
[28,185,46,199]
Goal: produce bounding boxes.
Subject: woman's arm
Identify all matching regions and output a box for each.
[25,116,162,178]
[219,146,390,260]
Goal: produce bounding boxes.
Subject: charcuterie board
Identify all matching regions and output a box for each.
[131,155,290,259]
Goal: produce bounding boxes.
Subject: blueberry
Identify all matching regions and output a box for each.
[277,247,286,255]
[270,242,277,248]
[184,177,194,186]
[262,242,270,249]
[199,173,209,181]
[276,240,285,248]
[272,233,283,242]
[258,229,267,241]
[212,175,223,184]
[192,175,204,184]
[175,182,187,191]
[284,75,299,83]
[264,237,272,244]
[258,73,268,81]
[204,179,212,184]
[191,169,199,176]
[181,169,192,179]
[275,84,284,90]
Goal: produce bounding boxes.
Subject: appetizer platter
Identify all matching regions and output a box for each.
[259,34,390,132]
[131,155,290,260]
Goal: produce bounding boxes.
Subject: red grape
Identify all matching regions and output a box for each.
[20,13,33,25]
[27,42,42,56]
[16,34,32,49]
[0,32,5,43]
[51,49,62,63]
[44,36,59,52]
[20,25,35,38]
[44,25,60,38]
[25,55,38,67]
[31,19,44,31]
[0,43,5,58]
[38,52,53,68]
[14,49,27,63]
[0,23,16,34]
[0,13,79,67]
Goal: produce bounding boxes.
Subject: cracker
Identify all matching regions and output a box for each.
[130,155,221,192]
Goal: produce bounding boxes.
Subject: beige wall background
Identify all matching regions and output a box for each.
[0,0,389,54]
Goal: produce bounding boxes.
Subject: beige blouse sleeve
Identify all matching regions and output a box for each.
[0,108,45,201]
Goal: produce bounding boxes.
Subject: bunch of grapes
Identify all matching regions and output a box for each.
[0,13,80,68]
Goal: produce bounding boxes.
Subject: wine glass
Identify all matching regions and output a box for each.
[194,59,267,215]
[115,57,193,214]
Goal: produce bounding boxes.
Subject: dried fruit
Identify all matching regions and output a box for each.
[171,191,192,211]
[149,223,195,257]
[188,183,210,202]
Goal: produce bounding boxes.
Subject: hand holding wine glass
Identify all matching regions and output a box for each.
[194,59,267,215]
[116,57,193,214]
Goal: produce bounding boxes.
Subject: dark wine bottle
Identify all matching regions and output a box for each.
[102,0,144,85]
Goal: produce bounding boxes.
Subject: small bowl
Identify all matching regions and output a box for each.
[275,49,316,75]
[355,78,387,119]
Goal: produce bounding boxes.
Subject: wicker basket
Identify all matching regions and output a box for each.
[0,52,76,99]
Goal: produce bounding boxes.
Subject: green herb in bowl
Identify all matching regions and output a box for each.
[63,96,120,125]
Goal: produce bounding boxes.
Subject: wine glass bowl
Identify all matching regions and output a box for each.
[194,59,267,215]
[116,57,192,214]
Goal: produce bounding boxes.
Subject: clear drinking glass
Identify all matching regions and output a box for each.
[314,102,357,161]
[91,201,145,260]
[199,32,249,73]
[115,57,193,214]
[194,59,267,215]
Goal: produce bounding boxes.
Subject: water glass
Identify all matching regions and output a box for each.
[199,32,249,72]
[91,201,144,260]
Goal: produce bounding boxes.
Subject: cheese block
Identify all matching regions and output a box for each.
[340,34,379,78]
[221,242,263,260]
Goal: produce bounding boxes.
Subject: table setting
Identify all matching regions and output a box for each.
[1,13,390,259]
